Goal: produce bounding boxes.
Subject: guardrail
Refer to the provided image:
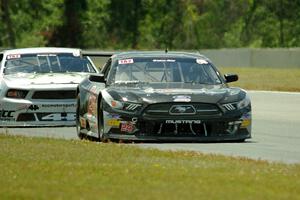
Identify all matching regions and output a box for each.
[87,48,300,68]
[200,48,300,68]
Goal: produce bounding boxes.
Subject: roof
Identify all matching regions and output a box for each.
[112,51,208,60]
[1,47,81,56]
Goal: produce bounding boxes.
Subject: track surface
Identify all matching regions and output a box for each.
[1,91,300,164]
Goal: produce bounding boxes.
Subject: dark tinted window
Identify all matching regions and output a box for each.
[4,53,95,74]
[108,57,222,84]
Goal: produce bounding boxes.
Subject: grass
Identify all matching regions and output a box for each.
[220,67,300,92]
[1,134,300,200]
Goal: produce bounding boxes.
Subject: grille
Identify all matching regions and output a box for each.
[138,121,229,137]
[144,103,221,116]
[32,90,76,99]
[17,113,35,121]
[138,121,210,137]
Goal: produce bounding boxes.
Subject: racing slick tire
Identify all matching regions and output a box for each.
[76,94,85,140]
[98,99,109,142]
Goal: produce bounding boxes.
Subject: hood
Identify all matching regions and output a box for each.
[3,72,88,86]
[106,83,246,104]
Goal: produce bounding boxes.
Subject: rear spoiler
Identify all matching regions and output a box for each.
[81,50,114,57]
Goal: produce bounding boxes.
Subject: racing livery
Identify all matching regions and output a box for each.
[0,47,99,126]
[77,51,251,142]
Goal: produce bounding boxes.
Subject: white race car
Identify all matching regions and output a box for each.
[0,47,100,127]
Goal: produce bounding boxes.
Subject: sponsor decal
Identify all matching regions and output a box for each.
[240,119,251,128]
[37,54,57,56]
[41,104,76,108]
[196,59,208,64]
[121,122,135,133]
[118,59,134,65]
[165,120,201,124]
[7,54,21,60]
[106,113,121,119]
[29,105,40,111]
[80,117,87,128]
[87,94,97,116]
[0,110,15,118]
[107,119,121,127]
[0,110,15,121]
[172,95,191,102]
[153,59,175,62]
[240,112,251,128]
[104,111,116,117]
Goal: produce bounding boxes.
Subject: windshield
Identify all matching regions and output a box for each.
[109,57,222,85]
[4,53,96,74]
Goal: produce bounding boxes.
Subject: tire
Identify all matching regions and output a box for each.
[98,99,108,142]
[236,139,246,143]
[76,94,85,140]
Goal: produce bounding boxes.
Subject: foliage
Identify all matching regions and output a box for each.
[1,134,300,199]
[1,0,300,49]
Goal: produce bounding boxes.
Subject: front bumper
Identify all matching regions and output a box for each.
[0,97,76,127]
[102,110,252,142]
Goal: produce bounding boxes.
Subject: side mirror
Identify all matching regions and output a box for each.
[89,74,105,83]
[224,74,238,83]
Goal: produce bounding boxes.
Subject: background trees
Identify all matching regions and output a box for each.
[0,0,300,49]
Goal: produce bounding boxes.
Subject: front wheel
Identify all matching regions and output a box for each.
[98,100,108,142]
[76,94,85,140]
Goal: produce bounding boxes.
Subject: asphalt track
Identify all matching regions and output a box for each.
[1,91,300,164]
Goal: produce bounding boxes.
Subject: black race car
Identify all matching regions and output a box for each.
[76,51,251,142]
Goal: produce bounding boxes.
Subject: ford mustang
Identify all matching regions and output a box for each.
[76,51,251,142]
[0,47,101,126]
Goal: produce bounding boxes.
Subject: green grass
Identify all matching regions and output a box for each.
[1,134,300,200]
[220,67,300,92]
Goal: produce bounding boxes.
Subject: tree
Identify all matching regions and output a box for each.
[138,0,187,49]
[1,0,300,49]
[81,0,110,48]
[0,0,16,47]
[49,0,87,47]
[105,0,146,49]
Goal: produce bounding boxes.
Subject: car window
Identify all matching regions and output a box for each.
[4,53,96,74]
[101,58,112,79]
[109,57,222,85]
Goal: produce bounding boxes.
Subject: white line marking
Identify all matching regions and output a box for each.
[248,90,300,95]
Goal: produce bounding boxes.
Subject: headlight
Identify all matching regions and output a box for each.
[110,99,124,109]
[236,93,251,109]
[102,90,141,112]
[222,93,251,111]
[6,89,28,99]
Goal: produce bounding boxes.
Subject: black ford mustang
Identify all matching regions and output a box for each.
[76,51,251,142]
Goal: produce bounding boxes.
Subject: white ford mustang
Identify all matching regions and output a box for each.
[0,47,99,127]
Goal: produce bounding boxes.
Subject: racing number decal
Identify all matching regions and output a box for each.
[41,113,76,121]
